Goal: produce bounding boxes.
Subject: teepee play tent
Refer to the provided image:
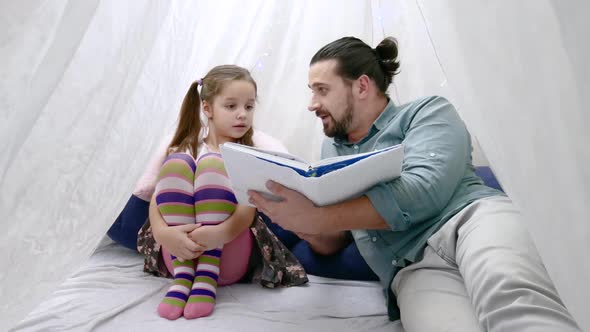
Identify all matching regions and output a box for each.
[1,1,588,331]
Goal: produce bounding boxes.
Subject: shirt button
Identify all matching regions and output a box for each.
[354,145,359,150]
[391,259,397,266]
[371,237,377,242]
[429,152,436,157]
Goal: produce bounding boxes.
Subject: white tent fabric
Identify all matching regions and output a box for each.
[1,0,588,330]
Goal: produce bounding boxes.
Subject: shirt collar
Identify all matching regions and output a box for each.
[373,98,398,131]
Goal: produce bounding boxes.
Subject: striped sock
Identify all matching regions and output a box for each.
[154,153,198,320]
[183,153,237,319]
[193,153,237,226]
[183,248,222,319]
[155,153,197,225]
[157,258,195,320]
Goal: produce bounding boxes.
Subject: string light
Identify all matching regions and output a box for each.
[249,13,283,73]
[374,0,401,103]
[415,0,451,97]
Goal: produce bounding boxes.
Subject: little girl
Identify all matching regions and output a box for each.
[150,65,259,320]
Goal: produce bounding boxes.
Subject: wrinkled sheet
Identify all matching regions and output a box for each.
[12,237,403,332]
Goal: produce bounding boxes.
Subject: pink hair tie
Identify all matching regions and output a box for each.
[196,78,203,86]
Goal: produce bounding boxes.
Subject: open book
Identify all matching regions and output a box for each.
[220,142,404,206]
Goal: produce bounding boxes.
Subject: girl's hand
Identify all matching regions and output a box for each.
[188,224,226,251]
[157,224,206,261]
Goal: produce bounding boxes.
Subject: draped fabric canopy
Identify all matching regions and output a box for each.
[1,1,588,330]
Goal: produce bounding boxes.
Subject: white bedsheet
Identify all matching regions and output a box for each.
[11,238,403,332]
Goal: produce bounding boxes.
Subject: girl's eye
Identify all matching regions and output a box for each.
[226,104,236,110]
[246,105,254,111]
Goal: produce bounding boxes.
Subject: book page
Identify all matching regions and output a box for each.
[220,143,312,206]
[223,142,310,171]
[221,142,404,206]
[307,144,404,205]
[310,144,402,169]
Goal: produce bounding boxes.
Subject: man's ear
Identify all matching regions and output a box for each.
[357,74,371,99]
[202,101,213,119]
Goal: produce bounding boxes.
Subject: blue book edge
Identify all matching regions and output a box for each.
[255,145,398,178]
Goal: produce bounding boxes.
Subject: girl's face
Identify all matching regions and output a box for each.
[203,80,256,142]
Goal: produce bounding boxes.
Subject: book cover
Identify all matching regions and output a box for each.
[220,142,404,206]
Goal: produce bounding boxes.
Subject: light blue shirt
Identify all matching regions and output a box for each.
[321,96,503,320]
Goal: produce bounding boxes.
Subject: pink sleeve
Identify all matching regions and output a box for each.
[252,129,288,153]
[132,134,172,201]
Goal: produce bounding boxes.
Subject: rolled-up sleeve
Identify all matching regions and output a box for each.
[365,96,471,231]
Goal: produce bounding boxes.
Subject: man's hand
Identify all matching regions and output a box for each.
[248,180,323,234]
[156,224,206,261]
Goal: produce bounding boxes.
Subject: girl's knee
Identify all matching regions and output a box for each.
[196,153,227,176]
[164,152,197,167]
[159,153,197,180]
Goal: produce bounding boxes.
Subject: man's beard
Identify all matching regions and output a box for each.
[324,97,354,140]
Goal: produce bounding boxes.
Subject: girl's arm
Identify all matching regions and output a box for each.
[149,195,203,260]
[217,205,257,243]
[188,205,256,249]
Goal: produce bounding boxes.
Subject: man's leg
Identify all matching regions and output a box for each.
[456,196,580,331]
[394,196,580,332]
[392,245,483,332]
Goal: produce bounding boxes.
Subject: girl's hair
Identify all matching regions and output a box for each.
[168,65,257,158]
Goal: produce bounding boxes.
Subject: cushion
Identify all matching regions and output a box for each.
[107,194,149,251]
[475,166,503,191]
[260,213,379,281]
[291,240,379,280]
